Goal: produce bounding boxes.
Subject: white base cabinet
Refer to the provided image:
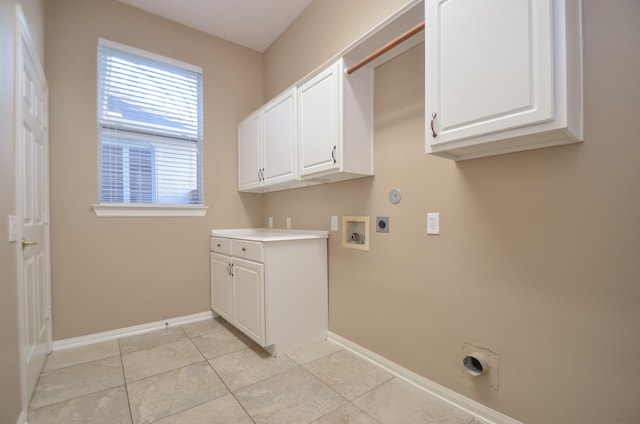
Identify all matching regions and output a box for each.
[425,0,583,160]
[210,230,328,355]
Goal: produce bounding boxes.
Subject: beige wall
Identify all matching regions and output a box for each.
[263,1,640,423]
[0,0,45,421]
[264,0,411,100]
[46,0,264,339]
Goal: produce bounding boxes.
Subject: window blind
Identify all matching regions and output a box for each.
[97,39,203,205]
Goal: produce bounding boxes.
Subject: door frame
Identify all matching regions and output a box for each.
[14,4,52,413]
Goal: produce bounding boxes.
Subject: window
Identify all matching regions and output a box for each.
[95,39,206,217]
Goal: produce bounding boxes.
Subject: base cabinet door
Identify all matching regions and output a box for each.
[210,253,232,321]
[232,258,265,346]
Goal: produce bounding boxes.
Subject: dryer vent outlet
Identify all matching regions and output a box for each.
[461,342,499,390]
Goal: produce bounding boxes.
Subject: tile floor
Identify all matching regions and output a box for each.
[29,317,486,424]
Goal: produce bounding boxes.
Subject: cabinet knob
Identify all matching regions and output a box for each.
[242,247,247,252]
[430,112,438,138]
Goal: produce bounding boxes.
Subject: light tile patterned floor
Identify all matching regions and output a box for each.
[28,317,486,424]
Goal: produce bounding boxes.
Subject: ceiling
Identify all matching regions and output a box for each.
[118,0,314,52]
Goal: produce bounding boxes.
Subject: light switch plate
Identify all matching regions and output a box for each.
[8,215,18,242]
[331,216,338,231]
[427,212,440,235]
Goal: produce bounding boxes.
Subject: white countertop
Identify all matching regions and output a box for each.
[211,228,328,242]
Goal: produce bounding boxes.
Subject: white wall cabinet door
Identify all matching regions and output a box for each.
[263,89,298,186]
[232,258,265,346]
[210,253,232,321]
[298,61,341,177]
[425,0,582,160]
[237,111,262,191]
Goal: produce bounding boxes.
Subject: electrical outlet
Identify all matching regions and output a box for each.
[268,217,273,228]
[331,216,338,231]
[376,216,389,233]
[286,217,292,229]
[427,212,440,235]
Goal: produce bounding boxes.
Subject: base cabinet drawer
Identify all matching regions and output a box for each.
[210,237,232,255]
[232,240,263,262]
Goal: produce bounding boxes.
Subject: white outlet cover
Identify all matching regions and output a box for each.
[427,212,440,235]
[331,216,338,231]
[8,215,18,242]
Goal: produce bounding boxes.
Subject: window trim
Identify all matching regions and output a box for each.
[92,203,208,217]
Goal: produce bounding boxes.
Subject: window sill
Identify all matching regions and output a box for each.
[92,204,209,217]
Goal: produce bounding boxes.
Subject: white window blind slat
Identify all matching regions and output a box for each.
[97,39,203,205]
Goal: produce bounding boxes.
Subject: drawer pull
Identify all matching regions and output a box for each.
[242,247,247,252]
[216,243,221,247]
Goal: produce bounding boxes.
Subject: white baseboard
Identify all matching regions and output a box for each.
[52,311,215,351]
[327,332,522,424]
[17,410,27,424]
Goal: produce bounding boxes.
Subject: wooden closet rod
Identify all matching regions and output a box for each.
[345,21,425,75]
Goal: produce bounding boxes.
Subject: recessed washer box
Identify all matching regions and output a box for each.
[342,216,370,251]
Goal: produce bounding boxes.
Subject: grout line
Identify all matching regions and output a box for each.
[192,325,258,424]
[118,339,136,424]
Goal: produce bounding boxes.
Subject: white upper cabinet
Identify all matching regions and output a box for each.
[425,0,583,160]
[238,88,299,193]
[298,61,341,177]
[298,58,373,182]
[237,1,425,191]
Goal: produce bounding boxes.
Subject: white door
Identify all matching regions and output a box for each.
[15,7,51,408]
[298,61,341,177]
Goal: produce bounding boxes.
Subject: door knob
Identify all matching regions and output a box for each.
[21,238,38,249]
